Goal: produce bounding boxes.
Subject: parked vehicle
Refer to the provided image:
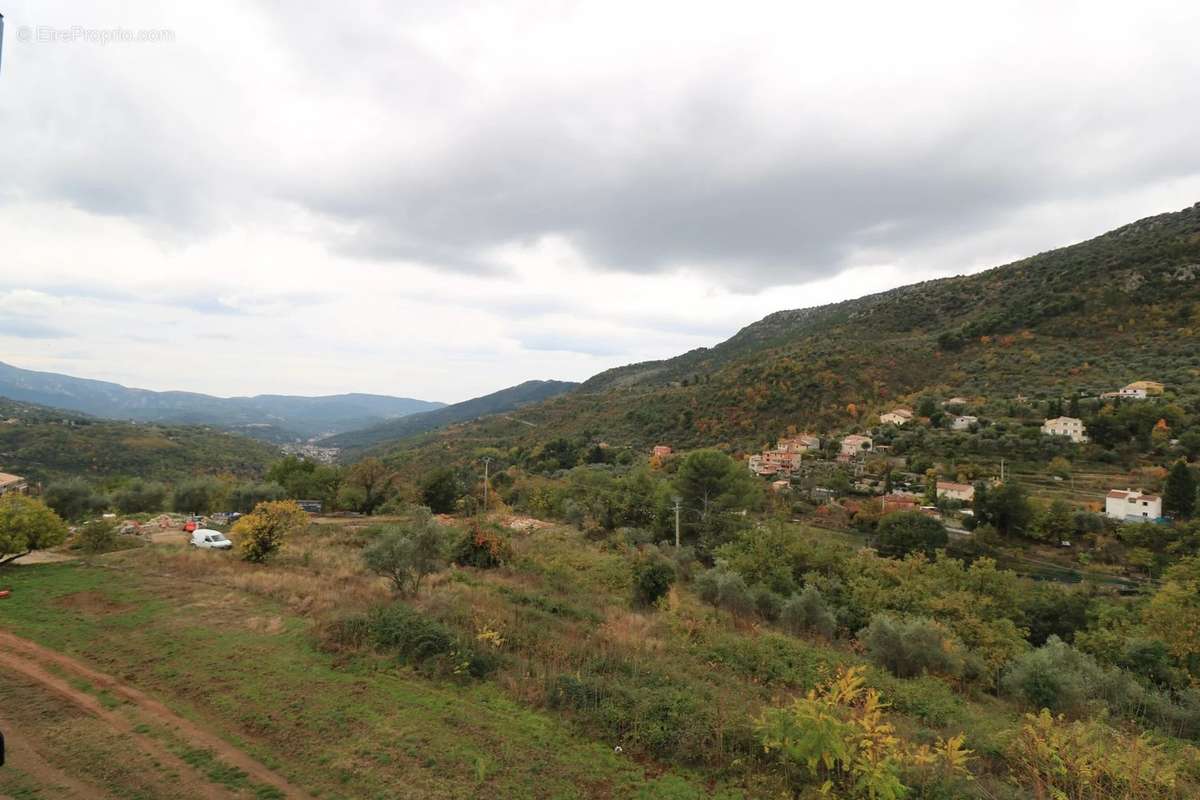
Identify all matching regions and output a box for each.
[190,529,232,550]
[182,515,206,533]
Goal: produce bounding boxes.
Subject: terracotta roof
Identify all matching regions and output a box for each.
[937,481,974,492]
[0,472,25,487]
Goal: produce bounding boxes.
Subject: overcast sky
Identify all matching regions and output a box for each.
[2,1,1199,402]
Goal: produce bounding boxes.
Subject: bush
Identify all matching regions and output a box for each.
[0,494,69,566]
[368,602,454,662]
[781,586,836,638]
[1002,636,1101,714]
[229,500,309,563]
[362,508,446,596]
[752,585,784,621]
[76,518,118,555]
[859,614,963,678]
[450,522,512,568]
[715,571,754,617]
[632,555,676,608]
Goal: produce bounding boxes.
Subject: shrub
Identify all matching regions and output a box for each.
[714,571,754,618]
[752,585,784,621]
[781,585,836,638]
[228,482,287,514]
[76,518,118,555]
[361,508,446,596]
[1001,636,1101,714]
[451,522,512,568]
[859,614,963,678]
[632,555,676,608]
[229,500,309,563]
[757,666,973,799]
[368,602,454,662]
[1007,710,1184,799]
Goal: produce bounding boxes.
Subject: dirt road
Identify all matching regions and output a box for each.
[0,629,317,799]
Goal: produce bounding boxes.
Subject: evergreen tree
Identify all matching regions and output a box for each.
[1164,461,1197,519]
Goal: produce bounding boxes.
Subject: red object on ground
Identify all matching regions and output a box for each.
[183,520,198,533]
[0,590,11,599]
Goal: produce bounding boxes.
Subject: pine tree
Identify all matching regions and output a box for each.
[1164,461,1197,519]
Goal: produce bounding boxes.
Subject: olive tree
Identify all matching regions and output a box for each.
[362,508,447,596]
[0,494,69,567]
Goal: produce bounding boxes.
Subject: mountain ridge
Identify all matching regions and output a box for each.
[320,379,580,453]
[0,361,445,440]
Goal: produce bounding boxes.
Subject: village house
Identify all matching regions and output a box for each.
[949,415,978,431]
[651,445,673,459]
[776,434,821,453]
[1101,381,1164,401]
[942,397,968,407]
[1041,416,1088,443]
[838,434,873,461]
[936,481,975,502]
[1127,380,1165,395]
[0,472,28,496]
[879,408,913,426]
[1105,489,1163,522]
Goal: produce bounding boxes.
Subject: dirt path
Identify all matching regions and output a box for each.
[0,630,317,799]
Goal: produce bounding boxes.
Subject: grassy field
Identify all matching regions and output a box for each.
[0,543,718,799]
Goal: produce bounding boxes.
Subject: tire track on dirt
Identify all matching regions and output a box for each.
[0,629,317,800]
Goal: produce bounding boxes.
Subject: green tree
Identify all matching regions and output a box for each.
[172,477,225,515]
[112,479,168,514]
[875,511,948,558]
[674,449,761,551]
[1164,460,1197,519]
[1033,499,1074,543]
[228,482,287,514]
[859,614,963,678]
[362,508,446,596]
[345,458,398,515]
[421,468,460,514]
[229,500,308,563]
[984,482,1034,538]
[0,494,68,566]
[44,478,107,522]
[781,585,836,638]
[631,554,676,608]
[76,518,119,556]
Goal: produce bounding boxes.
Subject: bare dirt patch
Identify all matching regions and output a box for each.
[53,590,133,615]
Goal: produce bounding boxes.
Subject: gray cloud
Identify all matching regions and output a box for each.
[0,318,70,339]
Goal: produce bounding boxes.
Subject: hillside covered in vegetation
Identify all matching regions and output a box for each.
[368,202,1200,472]
[0,396,280,485]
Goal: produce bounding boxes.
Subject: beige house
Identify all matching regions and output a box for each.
[879,408,913,426]
[1042,416,1088,443]
[838,434,873,461]
[936,481,975,502]
[949,415,978,431]
[0,472,28,496]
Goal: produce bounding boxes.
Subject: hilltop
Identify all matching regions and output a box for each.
[369,201,1200,469]
[0,361,444,441]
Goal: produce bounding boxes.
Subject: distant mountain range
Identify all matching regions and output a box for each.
[0,361,444,440]
[319,380,579,452]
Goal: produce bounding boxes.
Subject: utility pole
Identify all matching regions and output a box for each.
[481,457,492,516]
[673,496,682,549]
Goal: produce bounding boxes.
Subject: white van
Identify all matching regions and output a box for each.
[190,529,233,550]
